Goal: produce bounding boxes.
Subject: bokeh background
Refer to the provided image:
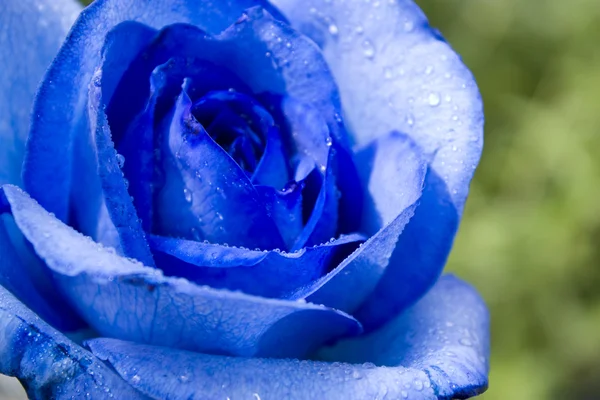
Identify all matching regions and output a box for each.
[1,0,599,399]
[417,0,600,398]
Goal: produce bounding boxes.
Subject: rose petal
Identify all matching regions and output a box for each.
[154,88,286,250]
[0,210,83,331]
[0,285,147,399]
[0,0,80,187]
[85,275,488,400]
[270,0,484,329]
[148,233,364,298]
[291,132,426,313]
[0,185,362,359]
[23,0,284,222]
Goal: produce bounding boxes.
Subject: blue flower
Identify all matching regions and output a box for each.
[0,0,488,398]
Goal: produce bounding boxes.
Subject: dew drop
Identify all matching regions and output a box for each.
[428,93,441,107]
[383,67,394,80]
[116,154,125,168]
[328,24,339,36]
[131,375,140,384]
[183,188,192,203]
[459,337,473,346]
[414,379,424,391]
[362,40,375,59]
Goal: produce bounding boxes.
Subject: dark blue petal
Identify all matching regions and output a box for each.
[331,142,363,234]
[255,184,303,249]
[291,133,426,313]
[23,0,284,222]
[154,88,285,250]
[1,185,361,358]
[270,0,484,329]
[191,91,289,186]
[85,276,488,400]
[356,171,459,330]
[0,285,148,399]
[148,233,364,298]
[100,21,157,107]
[319,275,490,399]
[252,126,289,189]
[0,0,80,187]
[280,97,331,180]
[117,58,252,232]
[292,165,339,250]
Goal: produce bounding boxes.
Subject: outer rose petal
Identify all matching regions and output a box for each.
[269,0,484,329]
[0,285,148,399]
[0,0,80,187]
[86,275,489,400]
[0,0,86,333]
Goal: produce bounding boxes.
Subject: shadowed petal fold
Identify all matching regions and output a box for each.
[291,132,426,313]
[149,233,364,298]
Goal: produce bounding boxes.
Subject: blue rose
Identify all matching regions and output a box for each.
[0,0,488,398]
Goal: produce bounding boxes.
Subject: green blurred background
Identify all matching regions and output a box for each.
[1,0,598,399]
[415,0,600,398]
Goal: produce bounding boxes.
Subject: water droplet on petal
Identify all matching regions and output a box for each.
[116,154,125,168]
[383,67,394,80]
[183,188,192,203]
[362,40,375,59]
[414,379,424,391]
[428,93,441,107]
[328,24,339,36]
[459,337,473,346]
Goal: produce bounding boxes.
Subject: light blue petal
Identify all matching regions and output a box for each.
[85,275,488,400]
[1,190,84,331]
[291,132,426,313]
[0,213,82,331]
[22,0,284,222]
[0,285,148,399]
[1,185,362,359]
[270,0,484,328]
[319,275,490,399]
[0,0,81,187]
